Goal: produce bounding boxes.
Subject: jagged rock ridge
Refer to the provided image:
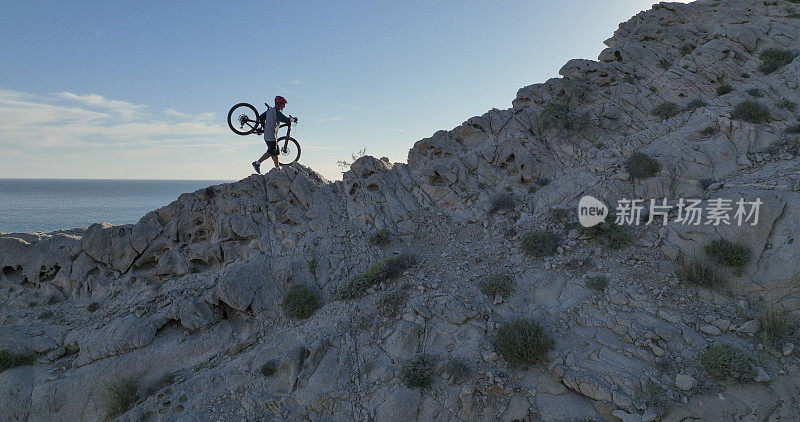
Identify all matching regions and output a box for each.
[2,0,800,420]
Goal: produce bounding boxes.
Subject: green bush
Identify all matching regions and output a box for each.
[368,229,392,246]
[260,359,278,377]
[103,377,139,418]
[685,99,707,111]
[699,178,715,190]
[520,231,558,257]
[87,302,100,313]
[478,275,515,297]
[576,214,631,249]
[785,124,800,134]
[585,275,608,292]
[705,239,752,271]
[651,102,681,120]
[399,353,436,388]
[537,80,589,132]
[335,274,371,300]
[777,99,797,111]
[716,84,733,96]
[758,305,792,351]
[680,44,695,55]
[0,350,33,373]
[698,126,717,137]
[490,193,515,213]
[659,58,671,70]
[377,290,406,317]
[700,344,753,381]
[443,358,469,383]
[494,319,553,369]
[625,152,661,178]
[38,310,54,319]
[675,259,721,287]
[758,48,798,74]
[281,284,320,319]
[365,253,416,284]
[731,101,770,124]
[335,254,416,300]
[649,86,658,93]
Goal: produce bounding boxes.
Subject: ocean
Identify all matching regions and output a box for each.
[0,179,231,234]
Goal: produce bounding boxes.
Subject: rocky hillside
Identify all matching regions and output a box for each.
[2,0,800,420]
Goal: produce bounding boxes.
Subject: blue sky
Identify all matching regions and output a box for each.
[0,1,689,181]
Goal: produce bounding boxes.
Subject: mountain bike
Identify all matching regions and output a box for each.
[227,102,301,165]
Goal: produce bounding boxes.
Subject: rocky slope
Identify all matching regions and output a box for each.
[2,0,800,420]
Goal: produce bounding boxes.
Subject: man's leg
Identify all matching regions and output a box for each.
[257,152,270,163]
[271,154,280,168]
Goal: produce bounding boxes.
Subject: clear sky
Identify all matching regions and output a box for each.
[0,1,690,181]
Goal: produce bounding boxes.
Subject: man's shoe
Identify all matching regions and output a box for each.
[252,161,261,174]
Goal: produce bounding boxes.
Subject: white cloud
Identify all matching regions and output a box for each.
[164,108,215,121]
[56,91,146,119]
[317,115,343,122]
[0,89,227,154]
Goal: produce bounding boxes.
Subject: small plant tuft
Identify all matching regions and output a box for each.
[700,344,754,381]
[625,152,661,178]
[698,126,717,137]
[699,178,715,190]
[490,193,515,213]
[585,275,608,292]
[716,84,733,96]
[675,259,722,287]
[38,310,54,319]
[478,275,515,298]
[368,229,392,246]
[576,214,631,249]
[758,305,792,351]
[536,177,551,187]
[103,377,140,418]
[399,353,436,388]
[87,302,100,313]
[335,254,416,299]
[443,358,469,383]
[659,58,671,70]
[758,48,798,74]
[520,231,558,257]
[777,99,797,111]
[731,101,770,124]
[649,86,658,93]
[260,359,278,377]
[680,44,695,55]
[685,99,707,111]
[704,239,752,272]
[376,290,406,317]
[785,124,800,134]
[307,256,318,274]
[0,350,34,373]
[494,319,553,369]
[651,102,681,120]
[281,284,321,319]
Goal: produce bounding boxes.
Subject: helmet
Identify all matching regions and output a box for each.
[274,96,287,106]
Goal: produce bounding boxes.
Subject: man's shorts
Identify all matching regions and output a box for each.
[265,140,278,156]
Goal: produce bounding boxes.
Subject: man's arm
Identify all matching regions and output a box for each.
[276,110,292,124]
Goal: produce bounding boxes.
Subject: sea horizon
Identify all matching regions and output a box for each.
[0,178,233,234]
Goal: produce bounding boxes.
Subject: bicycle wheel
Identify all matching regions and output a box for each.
[277,136,301,165]
[227,103,259,135]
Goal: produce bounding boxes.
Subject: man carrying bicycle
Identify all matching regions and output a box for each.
[252,95,297,173]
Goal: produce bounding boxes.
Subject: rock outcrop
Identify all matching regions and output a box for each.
[2,0,800,420]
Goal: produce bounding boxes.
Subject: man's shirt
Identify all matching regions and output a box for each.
[263,107,291,142]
